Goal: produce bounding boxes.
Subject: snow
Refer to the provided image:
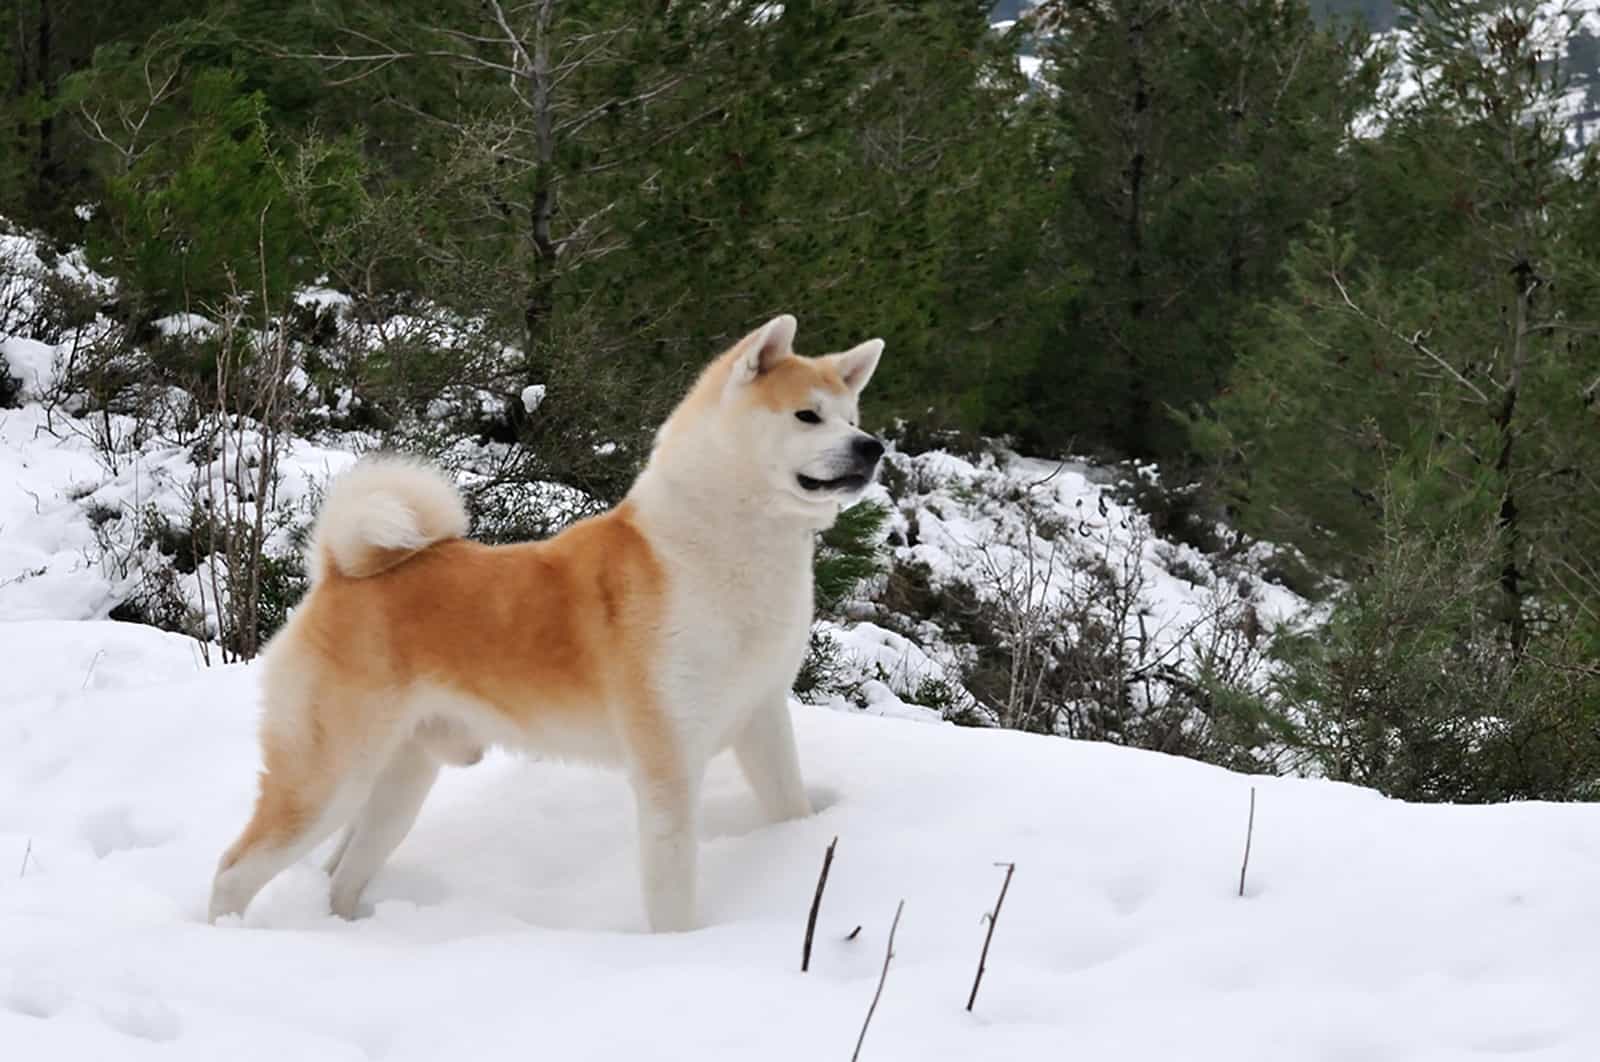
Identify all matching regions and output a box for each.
[828,447,1309,728]
[1,336,58,396]
[889,451,1302,634]
[2,619,1599,1060]
[817,619,954,723]
[1360,1,1600,154]
[2,210,1599,1059]
[0,404,124,621]
[1,620,206,704]
[2,213,1309,728]
[150,314,217,340]
[0,398,356,626]
[294,284,354,314]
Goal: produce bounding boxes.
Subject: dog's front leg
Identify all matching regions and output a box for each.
[629,762,703,932]
[733,696,813,823]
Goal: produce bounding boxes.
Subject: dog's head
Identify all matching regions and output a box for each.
[655,314,885,526]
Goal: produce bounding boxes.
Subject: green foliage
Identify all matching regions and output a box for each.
[7,0,1600,797]
[1028,0,1380,460]
[248,548,307,655]
[814,501,889,615]
[1269,502,1600,801]
[1206,0,1600,620]
[0,358,21,408]
[1201,1,1600,800]
[70,53,364,314]
[793,628,863,706]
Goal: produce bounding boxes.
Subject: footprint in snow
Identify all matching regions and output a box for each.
[1105,873,1154,916]
[98,995,182,1043]
[80,804,176,858]
[1473,1030,1563,1056]
[4,974,69,1019]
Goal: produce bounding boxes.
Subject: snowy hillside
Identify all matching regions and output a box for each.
[1009,2,1600,156]
[4,213,1597,1059]
[3,619,1599,1061]
[809,448,1307,737]
[2,217,1311,735]
[1373,2,1600,156]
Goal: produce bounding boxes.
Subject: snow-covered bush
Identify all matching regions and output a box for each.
[806,447,1311,770]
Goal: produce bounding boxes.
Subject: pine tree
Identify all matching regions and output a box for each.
[1207,0,1600,799]
[1027,0,1377,460]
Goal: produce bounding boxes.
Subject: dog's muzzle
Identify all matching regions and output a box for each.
[797,435,884,494]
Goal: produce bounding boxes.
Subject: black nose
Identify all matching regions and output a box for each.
[853,435,885,464]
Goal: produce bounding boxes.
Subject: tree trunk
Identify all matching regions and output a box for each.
[36,0,51,170]
[1495,262,1535,657]
[1123,2,1152,451]
[27,0,57,215]
[524,0,558,378]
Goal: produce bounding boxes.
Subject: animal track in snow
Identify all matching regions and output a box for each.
[80,804,176,858]
[1104,873,1155,916]
[4,973,69,1019]
[98,995,182,1043]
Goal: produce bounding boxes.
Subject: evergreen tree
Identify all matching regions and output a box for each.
[1206,0,1600,798]
[1026,0,1377,460]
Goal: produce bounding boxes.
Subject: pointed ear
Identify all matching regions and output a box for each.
[729,314,798,385]
[830,338,884,396]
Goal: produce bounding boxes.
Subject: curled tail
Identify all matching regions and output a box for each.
[310,456,468,579]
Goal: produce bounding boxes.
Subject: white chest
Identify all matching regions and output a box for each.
[657,542,814,731]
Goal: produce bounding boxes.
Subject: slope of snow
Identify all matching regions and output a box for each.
[0,620,206,705]
[0,222,532,635]
[0,399,358,625]
[815,448,1308,727]
[884,450,1302,636]
[3,215,1309,730]
[1358,1,1599,152]
[2,621,1598,1060]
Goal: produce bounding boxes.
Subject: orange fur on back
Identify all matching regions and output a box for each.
[298,502,663,717]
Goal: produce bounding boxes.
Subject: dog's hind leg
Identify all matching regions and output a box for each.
[210,681,401,924]
[327,739,440,919]
[208,757,368,924]
[323,719,474,879]
[322,825,355,876]
[732,696,812,823]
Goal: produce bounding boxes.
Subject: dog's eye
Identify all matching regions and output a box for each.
[795,410,822,425]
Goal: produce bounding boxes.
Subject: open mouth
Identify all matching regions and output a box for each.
[797,472,870,494]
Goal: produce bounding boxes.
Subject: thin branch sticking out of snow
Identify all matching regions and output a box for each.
[852,900,904,1062]
[1239,786,1257,898]
[967,862,1016,1013]
[802,836,838,973]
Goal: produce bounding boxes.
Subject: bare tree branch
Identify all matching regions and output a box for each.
[801,836,838,972]
[852,900,904,1062]
[1328,269,1492,404]
[967,862,1016,1012]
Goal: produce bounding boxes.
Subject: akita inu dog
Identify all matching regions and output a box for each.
[208,314,884,931]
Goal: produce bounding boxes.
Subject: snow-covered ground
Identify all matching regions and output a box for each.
[0,222,572,640]
[0,397,356,625]
[3,619,1599,1061]
[804,448,1308,729]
